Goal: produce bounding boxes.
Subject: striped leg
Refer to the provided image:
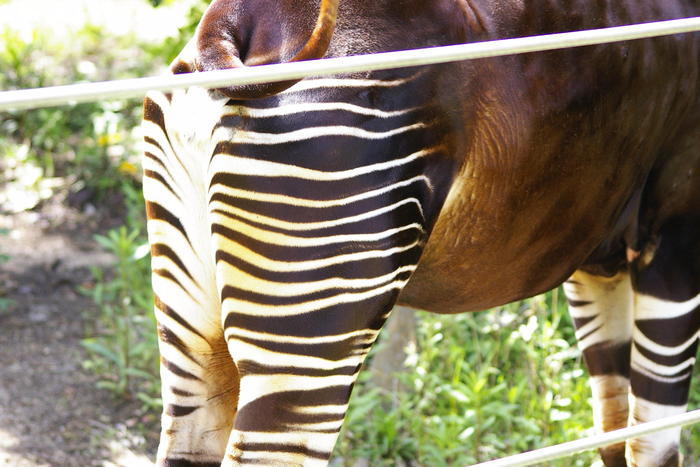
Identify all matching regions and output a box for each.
[144,90,239,466]
[221,309,390,466]
[205,117,429,464]
[627,221,700,467]
[154,303,238,467]
[564,270,633,467]
[145,57,445,462]
[208,206,419,465]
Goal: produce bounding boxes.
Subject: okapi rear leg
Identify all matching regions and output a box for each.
[143,96,239,464]
[627,220,700,467]
[218,283,397,466]
[156,322,238,466]
[564,270,633,467]
[150,243,239,466]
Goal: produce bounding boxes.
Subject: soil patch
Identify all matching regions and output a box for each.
[0,197,156,466]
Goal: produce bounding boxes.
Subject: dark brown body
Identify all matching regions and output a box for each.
[193,0,700,312]
[395,0,700,312]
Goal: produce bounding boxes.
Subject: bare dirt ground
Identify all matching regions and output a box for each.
[0,198,155,466]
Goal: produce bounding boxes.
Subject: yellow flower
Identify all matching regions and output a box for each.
[117,161,138,175]
[96,133,122,146]
[96,134,110,146]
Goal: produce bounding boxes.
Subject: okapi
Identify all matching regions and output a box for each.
[141,0,700,465]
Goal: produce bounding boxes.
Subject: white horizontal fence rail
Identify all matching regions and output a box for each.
[472,409,700,467]
[1,16,700,111]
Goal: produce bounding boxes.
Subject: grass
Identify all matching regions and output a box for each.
[333,297,700,465]
[333,291,598,465]
[81,222,160,410]
[0,0,166,413]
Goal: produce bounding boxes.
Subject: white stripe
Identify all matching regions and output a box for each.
[151,256,204,299]
[296,404,349,415]
[236,450,334,463]
[213,235,420,272]
[142,121,195,186]
[210,175,434,207]
[210,197,425,231]
[208,146,439,181]
[634,293,700,320]
[218,260,415,297]
[566,304,601,319]
[142,121,176,156]
[226,431,336,467]
[631,361,695,384]
[237,374,355,409]
[223,327,375,345]
[279,76,420,93]
[211,213,423,247]
[145,89,172,115]
[573,315,603,342]
[141,143,196,191]
[157,331,204,377]
[142,157,179,189]
[290,420,345,432]
[236,453,328,467]
[224,338,364,370]
[227,430,339,444]
[213,121,427,145]
[143,172,182,209]
[221,278,409,317]
[223,101,417,118]
[631,345,695,377]
[633,326,700,357]
[151,282,219,339]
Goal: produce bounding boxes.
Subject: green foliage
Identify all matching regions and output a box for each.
[0,13,166,411]
[0,26,152,211]
[81,219,159,410]
[334,291,598,465]
[685,365,700,464]
[334,292,700,465]
[144,0,209,64]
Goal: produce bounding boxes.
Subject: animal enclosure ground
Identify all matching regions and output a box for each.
[0,198,156,466]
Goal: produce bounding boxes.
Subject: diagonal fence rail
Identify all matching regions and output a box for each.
[0,16,699,111]
[1,13,700,467]
[472,409,700,466]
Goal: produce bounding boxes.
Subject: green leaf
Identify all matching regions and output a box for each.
[81,339,123,366]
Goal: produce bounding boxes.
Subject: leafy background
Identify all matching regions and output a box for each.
[0,0,698,465]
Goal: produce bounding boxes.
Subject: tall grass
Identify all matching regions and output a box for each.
[81,221,160,410]
[333,293,700,465]
[333,291,597,465]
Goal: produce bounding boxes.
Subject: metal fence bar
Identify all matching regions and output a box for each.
[1,16,700,111]
[471,409,700,467]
